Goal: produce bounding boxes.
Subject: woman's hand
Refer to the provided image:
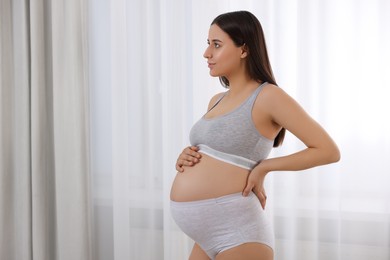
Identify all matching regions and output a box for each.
[176,146,202,172]
[242,165,268,209]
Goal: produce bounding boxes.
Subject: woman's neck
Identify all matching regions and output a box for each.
[226,75,260,96]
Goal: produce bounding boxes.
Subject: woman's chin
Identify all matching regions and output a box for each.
[209,70,220,77]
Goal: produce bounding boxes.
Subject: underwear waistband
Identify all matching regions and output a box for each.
[170,191,255,208]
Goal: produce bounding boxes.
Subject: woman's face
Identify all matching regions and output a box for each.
[203,24,246,78]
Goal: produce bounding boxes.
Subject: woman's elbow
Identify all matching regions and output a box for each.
[327,144,341,164]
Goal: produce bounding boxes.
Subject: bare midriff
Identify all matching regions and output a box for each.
[170,152,250,202]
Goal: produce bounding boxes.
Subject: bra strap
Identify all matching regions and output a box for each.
[207,92,227,112]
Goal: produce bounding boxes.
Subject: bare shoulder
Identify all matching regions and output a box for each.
[207,92,226,111]
[256,83,294,110]
[257,83,307,123]
[260,83,289,100]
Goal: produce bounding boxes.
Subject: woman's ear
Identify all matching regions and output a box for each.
[240,43,248,58]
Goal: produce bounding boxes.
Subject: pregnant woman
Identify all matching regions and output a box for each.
[170,11,340,260]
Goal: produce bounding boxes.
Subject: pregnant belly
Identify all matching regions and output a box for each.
[170,153,250,202]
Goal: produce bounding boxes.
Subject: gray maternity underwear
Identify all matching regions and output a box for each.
[170,192,274,259]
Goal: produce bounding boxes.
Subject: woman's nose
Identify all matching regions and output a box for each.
[203,47,211,59]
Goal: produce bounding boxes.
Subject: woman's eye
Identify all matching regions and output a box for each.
[214,43,220,48]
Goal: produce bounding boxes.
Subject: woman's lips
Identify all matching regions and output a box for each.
[208,63,216,68]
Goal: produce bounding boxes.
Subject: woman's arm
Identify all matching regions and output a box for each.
[265,84,340,170]
[243,85,340,199]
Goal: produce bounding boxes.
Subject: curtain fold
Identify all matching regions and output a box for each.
[0,0,91,259]
[0,0,31,259]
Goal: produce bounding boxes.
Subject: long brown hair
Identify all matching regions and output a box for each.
[211,11,285,147]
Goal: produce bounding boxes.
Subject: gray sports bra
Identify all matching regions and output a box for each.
[189,82,273,170]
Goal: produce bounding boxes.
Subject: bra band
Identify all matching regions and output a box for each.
[197,144,257,170]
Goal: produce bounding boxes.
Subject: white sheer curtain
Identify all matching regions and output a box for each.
[89,0,390,259]
[1,0,91,260]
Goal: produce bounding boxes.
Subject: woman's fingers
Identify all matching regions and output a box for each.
[255,186,267,209]
[175,159,185,172]
[243,180,267,209]
[187,146,201,158]
[188,145,200,152]
[256,189,267,209]
[242,182,254,197]
[243,184,267,209]
[184,154,199,163]
[176,146,202,172]
[177,154,199,166]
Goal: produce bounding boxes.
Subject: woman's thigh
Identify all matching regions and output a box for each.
[189,243,210,260]
[215,243,273,260]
